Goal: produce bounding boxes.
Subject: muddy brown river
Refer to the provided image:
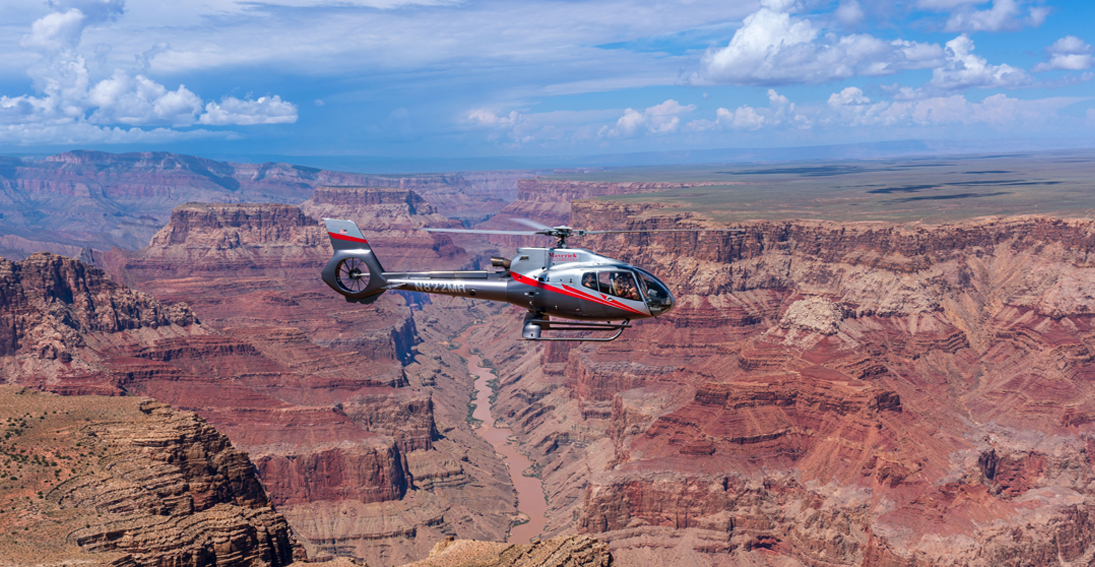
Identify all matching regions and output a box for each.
[456,341,547,543]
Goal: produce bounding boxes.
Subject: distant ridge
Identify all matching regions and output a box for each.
[0,150,524,260]
[211,137,1095,173]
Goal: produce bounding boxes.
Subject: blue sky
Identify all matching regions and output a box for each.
[0,0,1092,167]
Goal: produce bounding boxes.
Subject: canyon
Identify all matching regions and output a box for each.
[0,150,531,260]
[474,193,1095,566]
[5,150,1095,567]
[0,188,523,565]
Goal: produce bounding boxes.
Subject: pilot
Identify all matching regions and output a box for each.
[612,273,641,301]
[582,272,597,290]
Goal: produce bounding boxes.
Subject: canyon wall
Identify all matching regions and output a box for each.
[0,150,526,259]
[478,200,1095,566]
[17,157,1093,566]
[477,178,733,251]
[300,186,466,271]
[0,385,299,566]
[0,186,532,565]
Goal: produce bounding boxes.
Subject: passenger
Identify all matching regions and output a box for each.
[582,272,597,290]
[612,273,641,301]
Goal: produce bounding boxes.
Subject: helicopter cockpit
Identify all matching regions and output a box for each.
[632,266,674,315]
[579,266,674,316]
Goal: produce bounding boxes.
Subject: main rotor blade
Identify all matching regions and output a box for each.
[508,218,553,231]
[423,227,541,236]
[583,228,745,235]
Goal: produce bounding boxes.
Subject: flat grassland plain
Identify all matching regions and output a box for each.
[555,149,1095,224]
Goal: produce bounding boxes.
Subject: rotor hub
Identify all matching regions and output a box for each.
[540,226,586,248]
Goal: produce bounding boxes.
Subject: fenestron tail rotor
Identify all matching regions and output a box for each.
[335,257,370,293]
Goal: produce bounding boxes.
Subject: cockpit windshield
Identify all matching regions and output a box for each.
[633,267,674,315]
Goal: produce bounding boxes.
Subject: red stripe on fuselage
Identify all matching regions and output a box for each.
[329,232,369,244]
[511,272,646,316]
[561,284,647,316]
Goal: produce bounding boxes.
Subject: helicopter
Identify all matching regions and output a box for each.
[320,218,741,341]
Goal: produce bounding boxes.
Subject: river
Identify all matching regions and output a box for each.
[454,339,547,543]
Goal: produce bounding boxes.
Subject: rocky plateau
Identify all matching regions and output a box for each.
[0,385,298,567]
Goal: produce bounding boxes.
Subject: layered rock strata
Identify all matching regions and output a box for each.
[8,196,525,565]
[0,251,201,389]
[0,385,298,566]
[404,535,613,567]
[0,253,454,565]
[477,179,737,252]
[102,202,329,284]
[300,186,466,270]
[478,203,1095,566]
[0,150,523,259]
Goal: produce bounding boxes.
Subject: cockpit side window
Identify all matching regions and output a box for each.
[581,272,598,291]
[595,270,641,301]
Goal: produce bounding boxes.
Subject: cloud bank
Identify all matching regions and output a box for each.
[1033,36,1094,72]
[0,1,297,145]
[691,1,943,86]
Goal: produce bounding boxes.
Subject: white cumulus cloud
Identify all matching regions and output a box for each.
[601,99,695,137]
[199,96,298,125]
[466,108,520,128]
[835,0,865,26]
[0,1,297,145]
[20,9,87,53]
[825,86,1077,127]
[689,89,808,131]
[463,106,622,147]
[1033,36,1094,72]
[928,34,1031,90]
[88,70,202,126]
[48,0,126,23]
[692,3,943,85]
[943,0,1049,32]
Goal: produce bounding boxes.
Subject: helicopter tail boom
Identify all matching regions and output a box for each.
[321,219,389,304]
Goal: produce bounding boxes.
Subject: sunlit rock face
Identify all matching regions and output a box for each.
[300,186,466,270]
[478,178,727,250]
[0,386,300,567]
[478,203,1095,566]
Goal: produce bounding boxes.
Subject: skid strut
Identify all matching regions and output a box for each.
[521,312,631,342]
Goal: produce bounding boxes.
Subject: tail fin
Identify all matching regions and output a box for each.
[320,219,388,303]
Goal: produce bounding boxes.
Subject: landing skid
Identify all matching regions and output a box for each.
[521,313,631,342]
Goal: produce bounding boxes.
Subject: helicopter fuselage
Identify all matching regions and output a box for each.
[320,218,675,340]
[380,246,674,321]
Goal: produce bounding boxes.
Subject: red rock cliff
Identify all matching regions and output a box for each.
[0,385,300,566]
[300,186,465,270]
[103,202,328,283]
[86,198,521,565]
[0,253,448,565]
[482,202,1095,566]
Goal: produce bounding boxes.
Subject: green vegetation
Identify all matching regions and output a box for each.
[563,150,1095,225]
